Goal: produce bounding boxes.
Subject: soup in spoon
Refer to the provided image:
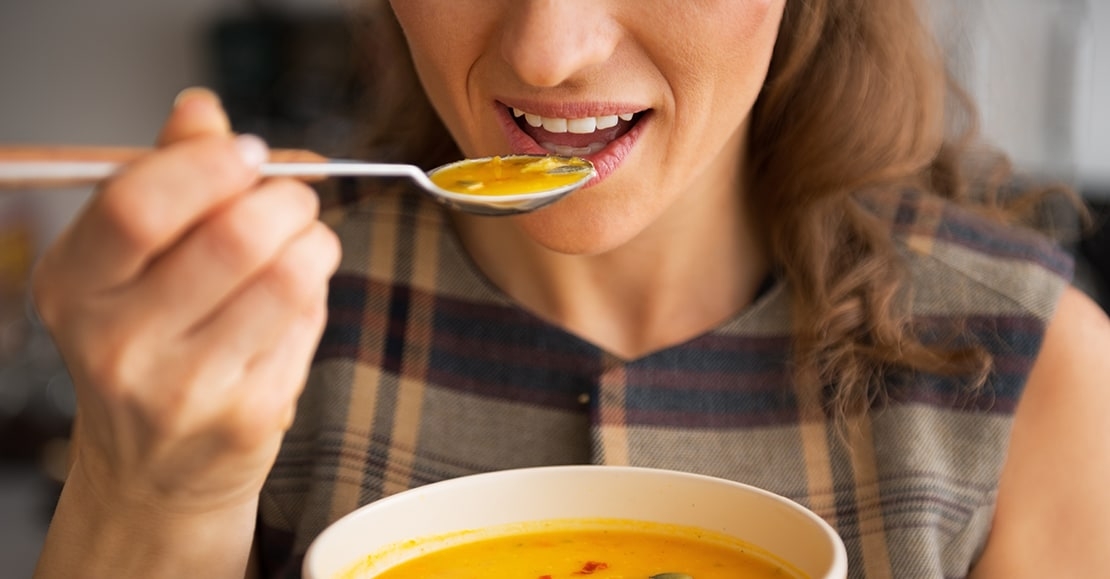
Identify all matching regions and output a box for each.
[429,155,594,196]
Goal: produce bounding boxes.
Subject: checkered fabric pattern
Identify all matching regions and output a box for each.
[257,181,1072,579]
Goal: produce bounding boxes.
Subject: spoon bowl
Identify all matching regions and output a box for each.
[427,154,595,215]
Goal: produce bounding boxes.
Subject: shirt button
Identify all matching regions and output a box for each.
[577,393,591,405]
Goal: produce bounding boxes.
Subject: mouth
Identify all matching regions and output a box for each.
[495,101,651,185]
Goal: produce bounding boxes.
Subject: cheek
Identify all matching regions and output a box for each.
[735,0,781,38]
[387,2,486,133]
[705,0,784,116]
[653,0,785,160]
[388,3,464,88]
[645,0,781,64]
[682,0,784,105]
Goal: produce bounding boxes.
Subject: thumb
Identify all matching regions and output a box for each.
[156,87,233,147]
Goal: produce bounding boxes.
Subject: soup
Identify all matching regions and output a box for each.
[345,518,807,579]
[429,155,593,196]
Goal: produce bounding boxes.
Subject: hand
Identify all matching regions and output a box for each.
[31,88,341,514]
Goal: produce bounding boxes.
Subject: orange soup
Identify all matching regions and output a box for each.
[348,518,806,579]
[429,155,593,196]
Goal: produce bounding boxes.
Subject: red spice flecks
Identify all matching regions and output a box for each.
[573,561,609,575]
[538,576,553,579]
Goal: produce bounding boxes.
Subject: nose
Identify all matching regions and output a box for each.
[500,0,620,88]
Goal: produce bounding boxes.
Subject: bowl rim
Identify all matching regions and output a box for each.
[304,464,849,578]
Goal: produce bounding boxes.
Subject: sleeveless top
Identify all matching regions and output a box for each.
[256,182,1073,579]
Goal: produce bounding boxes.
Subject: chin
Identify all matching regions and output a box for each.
[510,185,659,256]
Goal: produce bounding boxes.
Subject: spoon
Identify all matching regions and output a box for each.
[0,146,596,216]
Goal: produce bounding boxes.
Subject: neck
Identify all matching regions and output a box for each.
[452,136,768,360]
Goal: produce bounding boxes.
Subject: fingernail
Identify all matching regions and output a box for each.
[173,86,217,109]
[235,134,269,169]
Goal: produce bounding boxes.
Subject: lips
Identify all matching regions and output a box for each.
[495,101,650,185]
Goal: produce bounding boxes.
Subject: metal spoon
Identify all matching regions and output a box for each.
[0,147,595,216]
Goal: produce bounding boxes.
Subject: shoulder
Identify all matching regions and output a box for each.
[970,287,1110,577]
[863,188,1074,322]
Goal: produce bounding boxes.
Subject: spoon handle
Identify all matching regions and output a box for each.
[0,146,425,190]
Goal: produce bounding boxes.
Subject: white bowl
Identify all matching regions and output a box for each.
[303,465,848,579]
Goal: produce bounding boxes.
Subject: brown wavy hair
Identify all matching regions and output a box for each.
[352,1,1078,420]
[748,1,1082,418]
[748,1,980,418]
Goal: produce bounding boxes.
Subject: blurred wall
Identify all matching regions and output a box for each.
[933,0,1108,196]
[0,0,342,245]
[1,0,222,145]
[1075,0,1110,192]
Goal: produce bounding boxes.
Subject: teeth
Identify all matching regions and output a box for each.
[540,141,608,156]
[541,117,568,133]
[511,106,638,135]
[567,117,597,134]
[596,115,619,130]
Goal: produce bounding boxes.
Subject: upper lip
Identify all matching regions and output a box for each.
[496,99,648,119]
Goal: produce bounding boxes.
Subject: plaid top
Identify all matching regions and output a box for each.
[257,183,1073,579]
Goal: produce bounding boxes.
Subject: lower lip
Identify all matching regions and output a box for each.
[494,105,649,187]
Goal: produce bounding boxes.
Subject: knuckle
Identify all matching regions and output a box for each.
[321,224,342,267]
[306,293,329,325]
[185,136,255,189]
[265,256,313,305]
[95,179,167,252]
[204,204,270,270]
[82,337,143,401]
[222,402,281,450]
[78,315,166,401]
[85,342,206,440]
[95,137,257,253]
[271,178,320,218]
[292,294,329,336]
[309,223,343,276]
[265,223,339,304]
[147,390,200,440]
[256,179,320,233]
[202,180,319,271]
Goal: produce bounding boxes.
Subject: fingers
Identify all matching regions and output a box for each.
[132,177,321,335]
[25,86,339,517]
[45,134,269,292]
[157,87,232,146]
[62,220,338,456]
[182,221,340,390]
[221,287,331,450]
[39,86,255,294]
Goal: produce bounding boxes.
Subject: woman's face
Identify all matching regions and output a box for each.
[389,0,786,254]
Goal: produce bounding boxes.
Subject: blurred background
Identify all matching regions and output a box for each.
[0,0,1107,575]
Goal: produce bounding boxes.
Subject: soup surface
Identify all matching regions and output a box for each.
[429,155,593,196]
[359,519,805,579]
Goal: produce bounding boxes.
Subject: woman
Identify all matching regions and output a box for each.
[31,1,1110,578]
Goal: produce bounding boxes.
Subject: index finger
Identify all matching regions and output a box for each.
[51,133,269,291]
